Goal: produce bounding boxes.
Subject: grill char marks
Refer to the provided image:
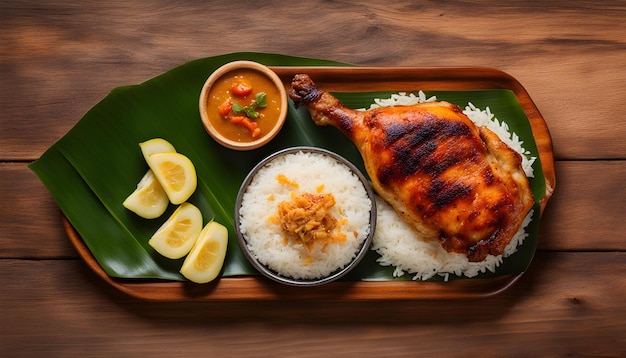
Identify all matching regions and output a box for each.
[378,113,475,183]
[288,74,535,262]
[374,111,484,221]
[356,103,533,261]
[428,179,474,210]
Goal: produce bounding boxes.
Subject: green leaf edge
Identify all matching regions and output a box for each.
[29,52,546,283]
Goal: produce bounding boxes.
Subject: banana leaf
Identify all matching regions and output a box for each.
[30,52,545,282]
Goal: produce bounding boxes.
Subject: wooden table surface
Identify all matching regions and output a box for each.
[2,1,625,356]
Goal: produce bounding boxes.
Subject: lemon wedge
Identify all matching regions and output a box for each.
[122,170,169,219]
[148,152,197,205]
[149,202,203,259]
[139,138,176,161]
[180,221,228,283]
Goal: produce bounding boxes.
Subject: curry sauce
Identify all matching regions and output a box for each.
[205,68,283,142]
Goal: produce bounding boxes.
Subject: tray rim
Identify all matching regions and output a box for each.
[65,214,524,301]
[64,65,555,301]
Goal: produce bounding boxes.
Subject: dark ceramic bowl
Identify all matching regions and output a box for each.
[234,146,377,287]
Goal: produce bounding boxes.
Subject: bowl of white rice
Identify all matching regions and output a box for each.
[235,147,376,286]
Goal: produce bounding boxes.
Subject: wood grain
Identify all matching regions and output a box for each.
[1,1,625,160]
[1,252,624,356]
[540,161,626,251]
[63,214,525,301]
[2,1,625,356]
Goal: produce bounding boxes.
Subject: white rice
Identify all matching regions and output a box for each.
[373,197,533,281]
[238,151,372,280]
[463,102,536,178]
[363,92,536,280]
[366,90,437,108]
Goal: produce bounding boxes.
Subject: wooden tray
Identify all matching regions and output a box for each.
[66,66,555,301]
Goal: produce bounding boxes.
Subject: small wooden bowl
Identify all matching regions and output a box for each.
[199,61,288,151]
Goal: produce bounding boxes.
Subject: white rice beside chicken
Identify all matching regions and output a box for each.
[238,150,373,280]
[365,92,536,280]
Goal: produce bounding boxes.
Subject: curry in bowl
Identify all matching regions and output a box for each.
[199,61,287,150]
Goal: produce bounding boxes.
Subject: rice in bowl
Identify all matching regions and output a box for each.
[235,147,376,286]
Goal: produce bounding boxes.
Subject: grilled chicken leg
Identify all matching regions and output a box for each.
[289,74,534,262]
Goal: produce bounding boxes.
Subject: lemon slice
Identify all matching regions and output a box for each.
[149,202,203,259]
[148,152,197,205]
[180,221,228,283]
[139,138,176,161]
[122,170,169,219]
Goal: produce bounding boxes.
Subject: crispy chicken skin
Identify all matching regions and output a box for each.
[289,74,534,262]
